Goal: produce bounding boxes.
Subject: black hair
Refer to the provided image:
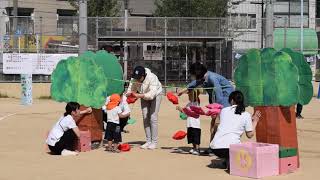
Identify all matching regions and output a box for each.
[228,91,245,115]
[64,102,80,117]
[189,62,208,80]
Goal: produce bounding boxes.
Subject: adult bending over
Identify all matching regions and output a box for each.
[46,102,92,156]
[127,66,162,150]
[178,62,234,143]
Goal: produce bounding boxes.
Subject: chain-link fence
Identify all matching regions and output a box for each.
[1,16,319,83]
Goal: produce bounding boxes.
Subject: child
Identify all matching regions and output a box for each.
[105,94,128,153]
[176,89,202,155]
[103,91,131,133]
[209,91,260,169]
[46,102,92,156]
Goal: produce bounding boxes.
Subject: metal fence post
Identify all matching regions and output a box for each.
[164,17,167,90]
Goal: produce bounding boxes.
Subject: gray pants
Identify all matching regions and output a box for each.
[141,95,162,144]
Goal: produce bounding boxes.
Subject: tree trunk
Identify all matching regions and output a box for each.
[254,106,299,166]
[76,106,103,142]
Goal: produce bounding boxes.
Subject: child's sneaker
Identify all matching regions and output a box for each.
[189,148,195,154]
[61,149,79,156]
[147,143,157,150]
[140,142,151,149]
[192,150,200,156]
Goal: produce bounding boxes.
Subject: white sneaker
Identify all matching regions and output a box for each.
[61,149,79,156]
[192,150,200,156]
[147,143,157,150]
[189,149,195,154]
[140,142,151,149]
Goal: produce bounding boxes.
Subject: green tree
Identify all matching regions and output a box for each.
[68,0,120,16]
[154,0,230,17]
[51,51,124,108]
[234,48,313,107]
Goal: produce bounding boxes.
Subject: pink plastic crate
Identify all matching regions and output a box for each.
[75,130,91,152]
[230,142,279,179]
[279,156,298,174]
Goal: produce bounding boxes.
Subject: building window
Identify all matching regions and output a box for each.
[231,14,257,30]
[57,9,77,35]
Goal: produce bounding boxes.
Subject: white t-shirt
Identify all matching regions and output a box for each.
[119,96,131,115]
[46,115,77,146]
[210,105,253,149]
[186,102,201,129]
[106,106,122,124]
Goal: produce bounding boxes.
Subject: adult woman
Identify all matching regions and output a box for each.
[127,66,162,150]
[46,102,92,156]
[209,91,260,168]
[178,62,234,142]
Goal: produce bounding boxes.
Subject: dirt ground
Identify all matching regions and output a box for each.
[0,96,319,180]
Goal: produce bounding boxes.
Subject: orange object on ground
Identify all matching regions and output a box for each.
[118,143,131,152]
[76,106,103,142]
[172,130,187,140]
[254,106,299,167]
[166,92,179,105]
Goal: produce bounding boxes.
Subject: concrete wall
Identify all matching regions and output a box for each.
[0,83,51,98]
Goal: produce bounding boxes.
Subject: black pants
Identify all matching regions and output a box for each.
[211,148,229,160]
[296,103,303,116]
[48,129,77,155]
[120,117,129,132]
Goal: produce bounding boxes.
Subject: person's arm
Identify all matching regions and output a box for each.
[176,105,183,112]
[126,78,137,95]
[80,107,92,115]
[245,111,261,138]
[72,127,81,138]
[178,80,201,96]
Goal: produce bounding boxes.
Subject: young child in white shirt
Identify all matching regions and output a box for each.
[176,89,202,155]
[105,94,128,153]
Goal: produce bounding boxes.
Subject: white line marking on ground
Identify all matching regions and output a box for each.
[0,113,17,121]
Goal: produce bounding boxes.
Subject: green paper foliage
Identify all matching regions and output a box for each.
[235,48,313,106]
[51,51,124,108]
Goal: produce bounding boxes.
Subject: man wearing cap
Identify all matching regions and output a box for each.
[127,66,162,150]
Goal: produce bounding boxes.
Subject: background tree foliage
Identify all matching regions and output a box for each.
[154,0,230,17]
[68,0,120,17]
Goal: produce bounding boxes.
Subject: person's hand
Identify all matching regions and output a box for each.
[252,110,261,123]
[86,107,92,114]
[132,92,144,99]
[176,106,182,111]
[126,92,132,97]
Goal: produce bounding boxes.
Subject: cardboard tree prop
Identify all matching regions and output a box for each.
[234,48,313,165]
[51,51,124,141]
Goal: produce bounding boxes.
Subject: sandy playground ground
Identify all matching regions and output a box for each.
[0,96,319,180]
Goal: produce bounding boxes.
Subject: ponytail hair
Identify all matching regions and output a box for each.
[228,91,245,115]
[64,102,80,116]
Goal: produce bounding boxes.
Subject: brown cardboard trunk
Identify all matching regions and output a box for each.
[254,106,299,166]
[75,106,103,142]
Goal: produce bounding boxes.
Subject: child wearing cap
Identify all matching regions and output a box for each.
[105,94,128,153]
[176,89,202,155]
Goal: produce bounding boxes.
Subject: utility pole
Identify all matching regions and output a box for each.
[13,0,18,51]
[300,0,303,53]
[265,0,274,48]
[124,0,128,81]
[79,0,88,54]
